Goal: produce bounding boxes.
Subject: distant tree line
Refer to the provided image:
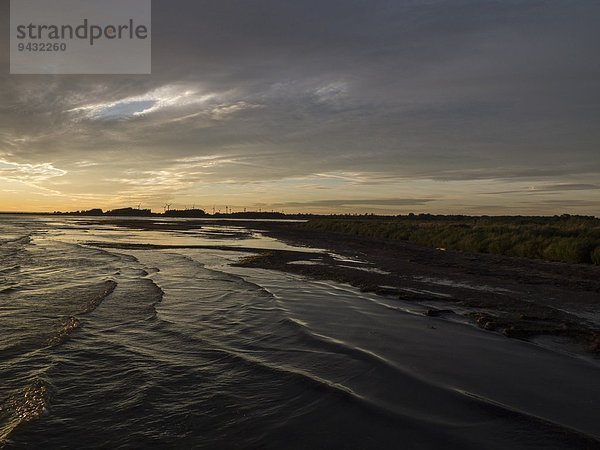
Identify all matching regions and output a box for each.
[55,207,154,217]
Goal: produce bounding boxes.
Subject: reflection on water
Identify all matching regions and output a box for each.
[1,216,599,449]
[42,216,316,252]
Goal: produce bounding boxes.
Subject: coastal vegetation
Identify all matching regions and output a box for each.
[302,215,600,265]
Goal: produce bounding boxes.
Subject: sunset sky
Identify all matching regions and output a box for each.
[1,0,599,215]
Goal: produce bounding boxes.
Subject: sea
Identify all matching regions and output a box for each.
[1,215,599,449]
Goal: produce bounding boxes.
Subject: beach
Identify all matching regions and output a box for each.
[1,216,599,449]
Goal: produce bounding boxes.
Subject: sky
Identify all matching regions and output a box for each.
[1,0,599,215]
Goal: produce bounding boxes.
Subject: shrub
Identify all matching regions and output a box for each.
[303,216,600,265]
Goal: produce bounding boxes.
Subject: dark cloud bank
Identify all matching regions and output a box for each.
[1,0,599,214]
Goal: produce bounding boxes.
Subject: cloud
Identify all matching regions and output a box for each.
[209,102,263,120]
[74,161,100,168]
[484,183,600,195]
[0,159,67,182]
[520,199,600,207]
[1,0,599,214]
[535,184,600,192]
[271,198,434,207]
[67,84,217,120]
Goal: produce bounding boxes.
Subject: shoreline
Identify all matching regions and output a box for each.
[5,215,600,448]
[81,218,600,356]
[250,222,600,356]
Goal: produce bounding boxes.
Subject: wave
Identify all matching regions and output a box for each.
[0,378,51,447]
[209,265,600,446]
[0,286,19,295]
[0,279,118,444]
[0,235,31,247]
[47,317,81,347]
[170,332,600,448]
[273,316,600,444]
[80,280,117,315]
[0,266,20,275]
